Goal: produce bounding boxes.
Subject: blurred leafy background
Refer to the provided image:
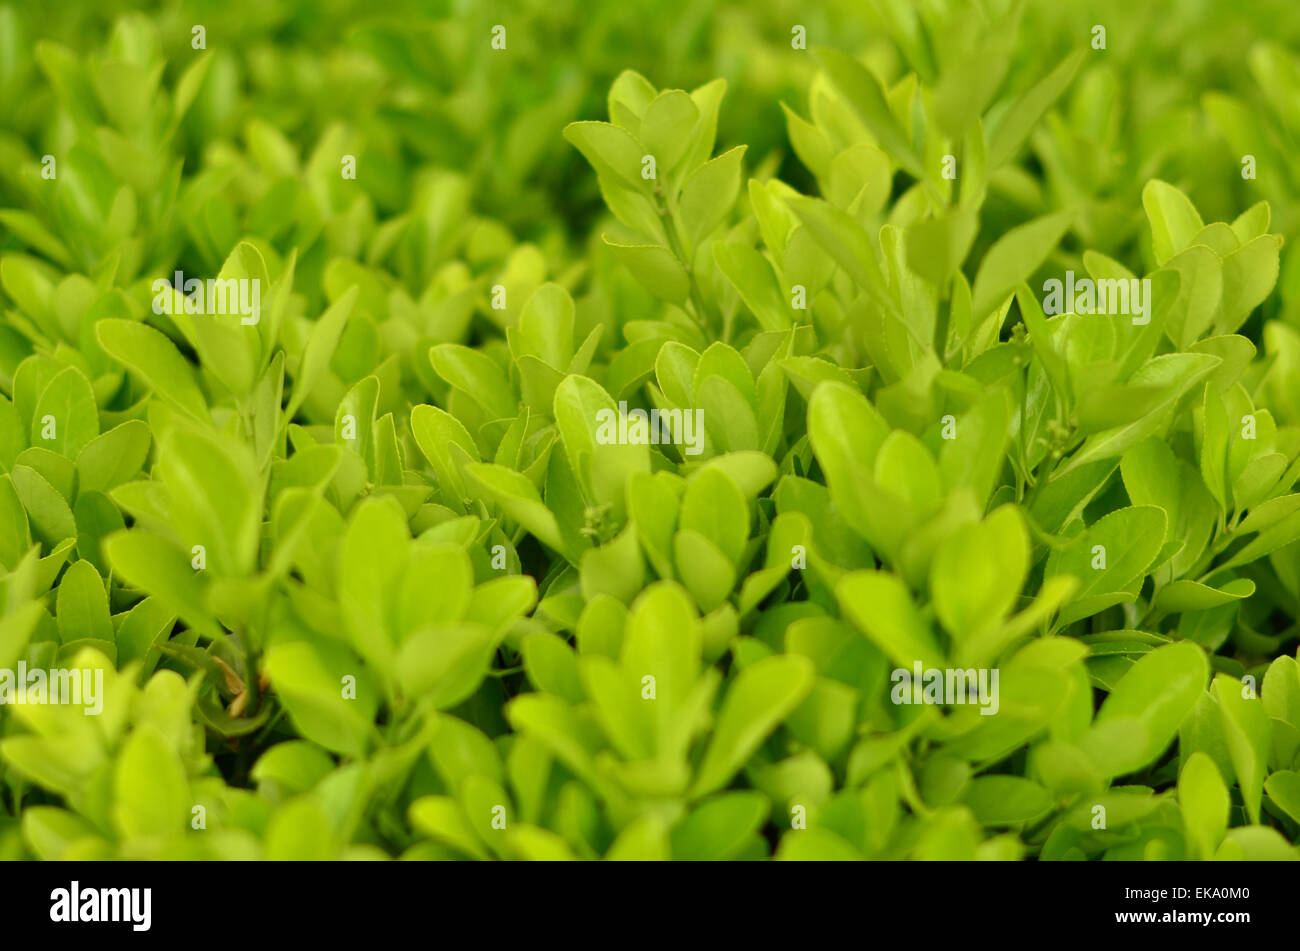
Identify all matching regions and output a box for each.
[2,0,1300,860]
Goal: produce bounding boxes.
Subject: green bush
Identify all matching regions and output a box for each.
[1,0,1299,861]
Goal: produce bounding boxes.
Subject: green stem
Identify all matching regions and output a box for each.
[252,708,288,748]
[656,192,716,338]
[1016,357,1032,500]
[245,644,261,716]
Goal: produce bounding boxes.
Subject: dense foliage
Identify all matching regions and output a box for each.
[2,0,1300,860]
